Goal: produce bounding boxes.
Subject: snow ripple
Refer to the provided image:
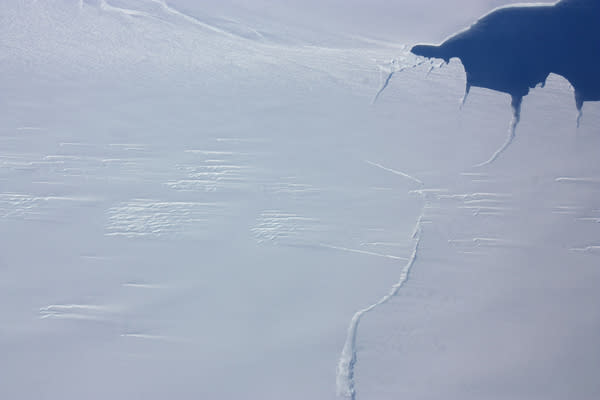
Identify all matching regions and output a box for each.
[105,199,222,238]
[0,193,91,220]
[252,210,323,245]
[167,149,257,192]
[39,304,112,320]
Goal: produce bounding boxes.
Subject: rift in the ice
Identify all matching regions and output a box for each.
[373,58,427,104]
[336,164,425,400]
[336,213,423,400]
[411,0,600,165]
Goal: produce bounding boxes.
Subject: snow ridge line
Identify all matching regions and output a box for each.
[336,209,424,399]
[100,0,151,17]
[96,0,241,40]
[145,0,237,38]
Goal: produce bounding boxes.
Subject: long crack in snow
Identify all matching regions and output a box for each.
[336,164,426,399]
[336,209,424,399]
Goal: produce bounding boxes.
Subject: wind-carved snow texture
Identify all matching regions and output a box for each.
[0,193,89,221]
[438,191,514,218]
[555,177,600,185]
[576,207,600,223]
[266,178,320,198]
[552,204,583,216]
[105,199,223,238]
[120,333,175,342]
[570,245,600,254]
[39,304,113,320]
[1,142,154,183]
[167,149,257,193]
[411,0,599,164]
[252,211,323,245]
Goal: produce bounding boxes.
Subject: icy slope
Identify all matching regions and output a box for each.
[1,1,599,400]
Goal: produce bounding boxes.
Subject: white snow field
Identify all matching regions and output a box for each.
[1,1,599,399]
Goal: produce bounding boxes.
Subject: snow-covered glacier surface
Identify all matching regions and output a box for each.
[1,1,599,399]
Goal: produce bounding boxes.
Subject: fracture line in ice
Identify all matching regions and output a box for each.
[336,205,425,399]
[459,82,471,109]
[319,244,408,261]
[365,160,423,186]
[475,95,522,167]
[372,61,396,104]
[372,57,426,104]
[575,90,585,129]
[425,60,445,77]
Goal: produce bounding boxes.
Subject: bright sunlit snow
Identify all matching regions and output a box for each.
[1,1,599,399]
